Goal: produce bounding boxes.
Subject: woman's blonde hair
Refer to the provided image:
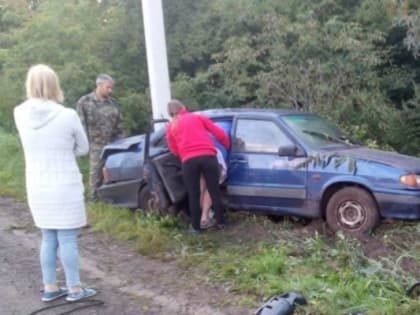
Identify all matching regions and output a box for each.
[25,64,64,103]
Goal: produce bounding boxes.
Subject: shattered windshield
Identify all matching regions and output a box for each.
[282,114,356,149]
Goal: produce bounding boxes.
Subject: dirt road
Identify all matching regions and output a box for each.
[0,197,253,315]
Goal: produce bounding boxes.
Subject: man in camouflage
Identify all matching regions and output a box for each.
[76,74,124,201]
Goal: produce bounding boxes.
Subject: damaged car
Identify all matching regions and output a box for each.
[97,108,420,236]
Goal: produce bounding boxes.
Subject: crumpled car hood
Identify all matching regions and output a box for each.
[101,135,144,159]
[332,147,420,172]
[103,135,144,150]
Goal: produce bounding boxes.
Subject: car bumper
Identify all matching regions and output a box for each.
[97,179,142,208]
[375,192,420,219]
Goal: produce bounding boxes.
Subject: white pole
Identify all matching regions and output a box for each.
[141,0,171,124]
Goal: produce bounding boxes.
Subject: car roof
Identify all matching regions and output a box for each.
[197,107,309,120]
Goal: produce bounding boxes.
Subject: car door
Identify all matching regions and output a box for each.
[146,125,187,204]
[226,116,308,216]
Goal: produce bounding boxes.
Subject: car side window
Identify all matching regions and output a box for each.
[151,128,168,148]
[153,134,167,148]
[233,119,293,153]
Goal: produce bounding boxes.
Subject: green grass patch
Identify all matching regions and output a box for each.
[88,202,185,258]
[87,204,420,314]
[0,130,25,199]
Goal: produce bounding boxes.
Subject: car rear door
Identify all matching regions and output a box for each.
[226,115,308,216]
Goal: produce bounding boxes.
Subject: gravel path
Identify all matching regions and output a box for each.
[0,197,253,315]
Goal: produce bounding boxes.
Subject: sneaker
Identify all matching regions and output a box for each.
[66,288,97,302]
[41,287,68,302]
[200,218,216,229]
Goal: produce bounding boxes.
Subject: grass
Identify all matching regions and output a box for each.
[88,202,183,258]
[87,203,420,314]
[0,130,25,198]
[1,130,419,314]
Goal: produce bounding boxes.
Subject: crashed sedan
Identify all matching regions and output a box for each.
[97,108,420,236]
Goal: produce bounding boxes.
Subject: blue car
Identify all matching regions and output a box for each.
[97,108,420,236]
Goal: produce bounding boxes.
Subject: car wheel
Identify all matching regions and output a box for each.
[138,185,160,213]
[326,187,379,236]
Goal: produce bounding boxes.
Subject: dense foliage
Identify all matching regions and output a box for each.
[0,0,420,155]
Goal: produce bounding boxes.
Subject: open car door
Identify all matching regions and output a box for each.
[152,152,186,204]
[143,119,187,211]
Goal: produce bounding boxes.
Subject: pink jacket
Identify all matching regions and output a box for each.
[166,109,230,162]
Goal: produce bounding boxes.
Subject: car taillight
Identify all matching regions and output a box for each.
[102,167,109,184]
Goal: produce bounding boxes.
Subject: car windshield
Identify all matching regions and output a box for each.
[282,114,356,149]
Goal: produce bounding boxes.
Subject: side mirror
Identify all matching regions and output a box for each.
[278,144,300,157]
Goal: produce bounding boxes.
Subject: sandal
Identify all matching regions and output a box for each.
[66,287,97,302]
[41,287,68,302]
[200,218,216,229]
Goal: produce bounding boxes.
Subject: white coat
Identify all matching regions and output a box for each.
[14,99,89,229]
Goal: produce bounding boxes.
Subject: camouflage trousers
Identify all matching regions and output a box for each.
[89,146,104,201]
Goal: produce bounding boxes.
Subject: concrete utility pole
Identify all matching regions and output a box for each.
[141,0,171,123]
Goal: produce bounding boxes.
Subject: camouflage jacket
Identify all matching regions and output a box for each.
[76,92,124,148]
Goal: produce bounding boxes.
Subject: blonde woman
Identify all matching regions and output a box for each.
[14,64,96,302]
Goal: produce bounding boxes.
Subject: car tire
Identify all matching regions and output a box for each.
[326,187,379,236]
[138,183,171,216]
[138,185,159,213]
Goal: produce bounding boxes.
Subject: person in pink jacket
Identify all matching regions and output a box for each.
[166,100,230,234]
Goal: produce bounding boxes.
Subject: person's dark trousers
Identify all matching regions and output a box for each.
[182,155,224,231]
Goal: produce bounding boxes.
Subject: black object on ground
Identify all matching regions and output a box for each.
[407,281,420,299]
[28,299,104,315]
[255,292,307,315]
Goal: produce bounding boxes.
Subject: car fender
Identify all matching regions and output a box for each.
[319,175,377,214]
[321,175,374,192]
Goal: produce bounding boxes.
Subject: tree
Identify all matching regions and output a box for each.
[0,0,150,133]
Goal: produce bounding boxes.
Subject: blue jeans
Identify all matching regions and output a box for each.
[40,229,80,288]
